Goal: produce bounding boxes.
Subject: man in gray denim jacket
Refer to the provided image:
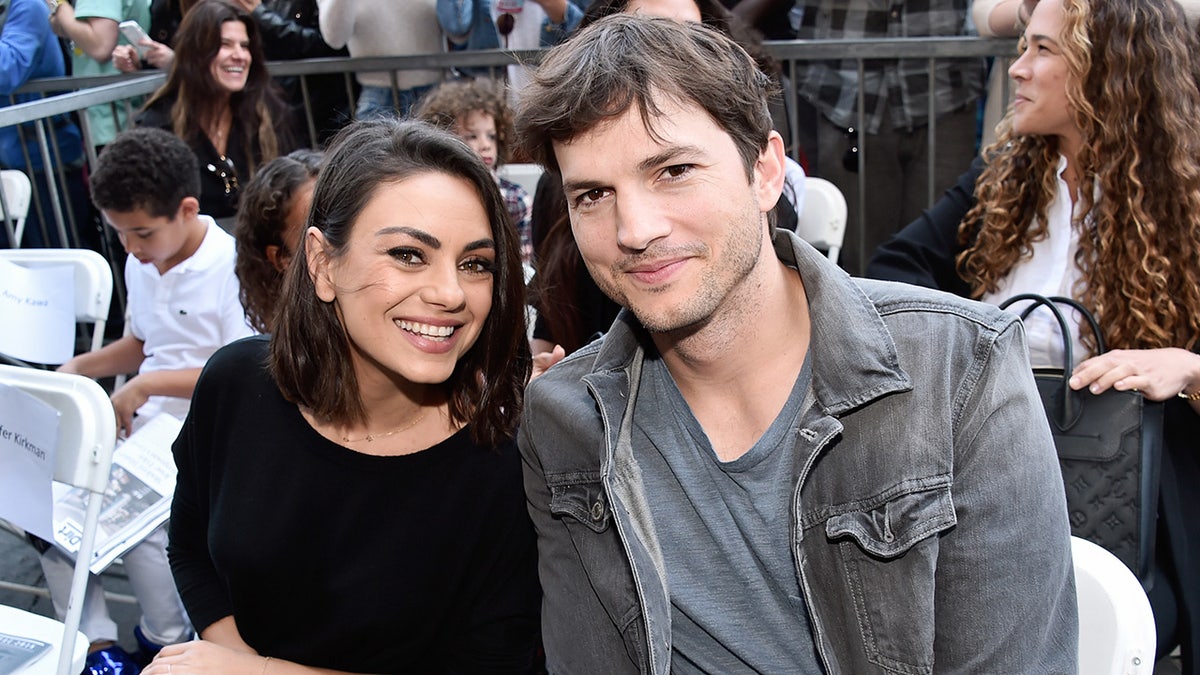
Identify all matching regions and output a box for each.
[516,15,1077,674]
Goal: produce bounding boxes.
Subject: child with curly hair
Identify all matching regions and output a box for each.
[233,149,323,333]
[415,77,533,262]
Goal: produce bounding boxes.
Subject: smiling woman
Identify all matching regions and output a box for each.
[145,119,538,675]
[135,0,295,226]
[307,172,498,393]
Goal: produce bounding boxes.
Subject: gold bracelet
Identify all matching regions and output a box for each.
[261,656,272,675]
[1178,389,1200,401]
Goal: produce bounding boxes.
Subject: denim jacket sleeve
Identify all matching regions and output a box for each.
[930,317,1078,671]
[437,0,474,42]
[0,0,48,95]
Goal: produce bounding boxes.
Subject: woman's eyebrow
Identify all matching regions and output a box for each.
[376,226,440,249]
[463,238,495,252]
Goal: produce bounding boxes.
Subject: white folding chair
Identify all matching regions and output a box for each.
[796,177,847,265]
[0,365,117,675]
[0,605,87,674]
[1,170,33,247]
[497,162,545,202]
[0,249,114,354]
[1072,536,1157,675]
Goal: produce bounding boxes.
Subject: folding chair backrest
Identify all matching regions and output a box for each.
[1072,536,1157,675]
[796,177,848,265]
[0,365,116,675]
[0,249,113,353]
[0,170,33,245]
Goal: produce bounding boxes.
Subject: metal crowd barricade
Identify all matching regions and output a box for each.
[768,37,1018,271]
[1,75,163,249]
[2,37,1018,272]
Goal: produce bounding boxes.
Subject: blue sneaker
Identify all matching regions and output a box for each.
[129,626,164,667]
[82,645,140,675]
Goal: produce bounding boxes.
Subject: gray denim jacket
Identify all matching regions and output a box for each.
[519,230,1078,674]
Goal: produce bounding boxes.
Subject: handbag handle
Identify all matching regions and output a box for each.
[997,293,1097,429]
[1024,295,1107,354]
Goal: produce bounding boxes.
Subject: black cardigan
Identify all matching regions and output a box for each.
[135,97,253,223]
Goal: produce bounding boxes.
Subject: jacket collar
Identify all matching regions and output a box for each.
[588,229,912,416]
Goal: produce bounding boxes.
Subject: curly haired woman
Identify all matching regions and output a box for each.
[869,0,1200,667]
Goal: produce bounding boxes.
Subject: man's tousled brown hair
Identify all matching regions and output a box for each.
[515,14,777,180]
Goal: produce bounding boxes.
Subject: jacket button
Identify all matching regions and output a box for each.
[591,500,604,520]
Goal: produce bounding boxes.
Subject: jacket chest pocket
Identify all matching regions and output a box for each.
[550,481,611,533]
[822,482,957,675]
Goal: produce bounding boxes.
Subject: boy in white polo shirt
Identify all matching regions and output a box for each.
[43,127,254,673]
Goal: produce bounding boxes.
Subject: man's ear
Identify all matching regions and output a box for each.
[305,226,336,303]
[753,131,787,214]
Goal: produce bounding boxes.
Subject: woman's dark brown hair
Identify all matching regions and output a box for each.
[270,119,531,448]
[530,173,588,352]
[142,0,288,173]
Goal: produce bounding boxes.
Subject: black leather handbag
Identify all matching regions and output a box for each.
[999,293,1163,587]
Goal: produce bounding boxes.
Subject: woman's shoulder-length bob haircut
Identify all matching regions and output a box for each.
[270,119,531,448]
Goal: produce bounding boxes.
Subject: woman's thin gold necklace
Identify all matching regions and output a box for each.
[340,412,427,444]
[206,110,231,153]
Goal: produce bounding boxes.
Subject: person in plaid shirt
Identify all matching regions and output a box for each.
[789,0,984,274]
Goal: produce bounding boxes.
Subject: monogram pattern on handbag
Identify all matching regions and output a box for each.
[1002,294,1163,586]
[1032,374,1155,579]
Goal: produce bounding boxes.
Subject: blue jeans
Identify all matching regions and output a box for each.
[356,84,434,120]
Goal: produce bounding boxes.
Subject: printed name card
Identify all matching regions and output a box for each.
[0,382,60,542]
[0,257,75,364]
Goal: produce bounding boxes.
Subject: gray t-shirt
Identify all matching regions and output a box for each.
[634,351,823,674]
